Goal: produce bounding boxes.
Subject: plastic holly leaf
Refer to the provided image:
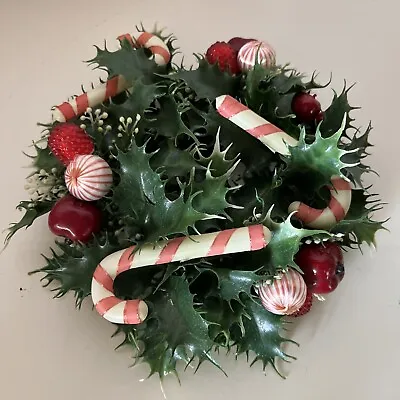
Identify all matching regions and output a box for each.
[29,234,119,307]
[166,56,239,100]
[196,267,262,304]
[192,159,242,216]
[286,115,359,186]
[87,44,162,84]
[264,208,328,271]
[150,139,204,177]
[194,129,239,176]
[4,200,54,246]
[341,123,375,186]
[320,83,360,138]
[147,95,198,142]
[23,142,63,174]
[113,139,218,242]
[132,276,225,380]
[235,297,296,376]
[332,189,388,248]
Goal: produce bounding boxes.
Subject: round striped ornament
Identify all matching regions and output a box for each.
[258,269,307,315]
[237,40,276,72]
[65,155,113,201]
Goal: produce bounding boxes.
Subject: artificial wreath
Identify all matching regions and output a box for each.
[5,24,387,380]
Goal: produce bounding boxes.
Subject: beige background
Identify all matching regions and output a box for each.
[1,0,399,399]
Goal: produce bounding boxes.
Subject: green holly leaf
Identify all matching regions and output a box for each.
[167,57,239,100]
[332,189,388,247]
[264,210,328,270]
[5,200,54,245]
[147,95,198,142]
[196,267,261,303]
[286,116,357,187]
[30,235,119,307]
[127,276,225,379]
[112,139,216,241]
[320,84,360,138]
[235,297,295,376]
[150,139,204,177]
[24,143,63,173]
[87,44,162,83]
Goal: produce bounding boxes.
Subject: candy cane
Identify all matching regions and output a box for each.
[215,95,352,229]
[52,32,171,122]
[91,225,271,324]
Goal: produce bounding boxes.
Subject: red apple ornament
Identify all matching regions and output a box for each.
[292,92,323,124]
[295,242,345,294]
[48,195,102,243]
[228,37,256,53]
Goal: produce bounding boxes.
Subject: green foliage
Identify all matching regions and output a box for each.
[30,235,119,307]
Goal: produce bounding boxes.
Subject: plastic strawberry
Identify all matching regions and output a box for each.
[291,290,313,317]
[48,123,94,166]
[205,41,240,74]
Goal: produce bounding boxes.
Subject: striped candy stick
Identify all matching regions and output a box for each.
[91,225,271,325]
[52,32,171,123]
[215,95,352,229]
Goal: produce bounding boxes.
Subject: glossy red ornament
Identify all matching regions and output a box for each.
[228,37,256,53]
[295,242,345,294]
[48,195,102,243]
[292,92,322,123]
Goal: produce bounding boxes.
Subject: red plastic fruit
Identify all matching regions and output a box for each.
[48,195,102,243]
[295,242,345,294]
[48,123,94,166]
[291,92,322,124]
[228,37,256,53]
[205,41,240,74]
[291,290,314,317]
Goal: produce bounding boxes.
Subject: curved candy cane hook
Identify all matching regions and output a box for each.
[52,32,171,123]
[91,225,271,325]
[215,95,352,229]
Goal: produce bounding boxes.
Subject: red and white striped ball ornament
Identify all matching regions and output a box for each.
[237,40,276,72]
[65,154,113,201]
[258,269,307,315]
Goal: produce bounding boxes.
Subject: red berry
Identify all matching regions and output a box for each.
[295,242,345,294]
[291,290,313,317]
[48,123,94,166]
[227,37,256,53]
[292,92,322,123]
[205,41,240,75]
[48,195,102,243]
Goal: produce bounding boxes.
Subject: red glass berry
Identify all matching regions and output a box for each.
[292,92,322,124]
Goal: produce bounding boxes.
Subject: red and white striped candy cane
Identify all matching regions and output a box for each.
[91,225,271,324]
[215,95,352,229]
[52,32,171,122]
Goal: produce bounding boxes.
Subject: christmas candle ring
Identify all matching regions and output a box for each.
[215,95,352,229]
[91,225,271,325]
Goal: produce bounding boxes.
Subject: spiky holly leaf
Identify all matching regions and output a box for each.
[30,235,119,307]
[87,43,162,83]
[234,297,295,375]
[332,189,388,247]
[320,84,360,138]
[112,139,216,241]
[147,95,197,141]
[192,160,241,216]
[24,143,63,173]
[150,139,204,177]
[286,116,357,187]
[341,123,374,186]
[127,276,224,379]
[196,267,262,304]
[167,57,239,100]
[264,210,328,271]
[5,200,54,245]
[200,298,247,346]
[195,130,239,176]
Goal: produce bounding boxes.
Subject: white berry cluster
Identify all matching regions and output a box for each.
[80,107,111,133]
[24,168,66,202]
[117,114,141,137]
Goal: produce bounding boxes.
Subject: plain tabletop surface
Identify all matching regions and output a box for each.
[1,0,399,399]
